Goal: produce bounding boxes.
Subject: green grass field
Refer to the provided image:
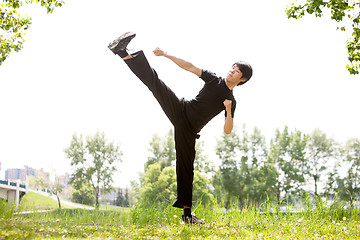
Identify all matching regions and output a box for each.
[17,192,71,212]
[1,193,360,239]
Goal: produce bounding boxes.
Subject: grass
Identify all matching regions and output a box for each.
[1,195,360,239]
[17,192,88,212]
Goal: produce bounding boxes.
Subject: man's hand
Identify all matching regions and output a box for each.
[153,47,166,57]
[153,47,202,77]
[223,99,232,109]
[223,99,233,135]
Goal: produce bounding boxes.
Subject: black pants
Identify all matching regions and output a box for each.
[125,51,198,208]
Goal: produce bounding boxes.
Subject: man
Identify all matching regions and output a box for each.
[108,32,253,224]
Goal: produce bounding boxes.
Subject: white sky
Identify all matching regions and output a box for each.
[1,0,359,188]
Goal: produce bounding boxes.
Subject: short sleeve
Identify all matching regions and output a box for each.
[200,70,218,83]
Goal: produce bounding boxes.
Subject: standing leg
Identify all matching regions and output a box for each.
[172,121,196,209]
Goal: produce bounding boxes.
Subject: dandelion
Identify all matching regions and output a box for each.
[343,217,347,221]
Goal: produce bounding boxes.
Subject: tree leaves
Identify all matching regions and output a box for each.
[0,0,64,65]
[286,0,360,75]
[64,131,122,209]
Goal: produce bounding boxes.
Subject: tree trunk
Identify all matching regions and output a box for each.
[238,195,243,210]
[225,194,230,209]
[56,195,61,209]
[95,187,99,210]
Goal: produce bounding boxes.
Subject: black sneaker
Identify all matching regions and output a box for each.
[108,32,136,54]
[182,214,205,224]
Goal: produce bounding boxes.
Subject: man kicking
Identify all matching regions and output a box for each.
[108,32,253,224]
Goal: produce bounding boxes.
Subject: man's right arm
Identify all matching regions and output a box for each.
[153,47,202,77]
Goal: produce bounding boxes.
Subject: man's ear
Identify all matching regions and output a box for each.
[240,77,247,82]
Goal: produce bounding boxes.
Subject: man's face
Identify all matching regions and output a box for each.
[226,65,245,85]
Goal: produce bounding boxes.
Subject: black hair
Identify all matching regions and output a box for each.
[233,61,253,86]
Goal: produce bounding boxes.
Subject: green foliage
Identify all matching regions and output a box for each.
[339,138,360,203]
[306,129,335,196]
[145,129,176,171]
[194,140,214,174]
[0,199,15,219]
[18,208,131,226]
[286,0,360,74]
[0,0,64,65]
[139,129,214,206]
[192,171,214,205]
[268,126,308,203]
[139,163,177,205]
[64,131,123,209]
[216,127,241,207]
[216,126,276,208]
[114,188,131,207]
[71,182,95,206]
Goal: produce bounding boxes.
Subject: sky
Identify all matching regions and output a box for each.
[1,0,359,188]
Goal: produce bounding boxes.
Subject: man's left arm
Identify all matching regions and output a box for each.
[223,99,233,134]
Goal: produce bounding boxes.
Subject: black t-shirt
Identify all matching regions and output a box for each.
[184,70,236,132]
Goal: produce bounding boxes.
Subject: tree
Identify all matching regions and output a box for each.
[27,174,63,209]
[216,126,276,208]
[306,129,334,196]
[114,189,125,207]
[64,131,122,209]
[216,128,241,208]
[51,179,64,209]
[139,163,177,205]
[194,140,214,175]
[145,129,175,171]
[192,170,214,206]
[124,188,130,207]
[323,160,341,199]
[268,127,307,203]
[342,138,360,204]
[246,126,277,205]
[1,0,64,65]
[114,188,131,207]
[72,182,95,206]
[145,129,211,173]
[286,0,360,74]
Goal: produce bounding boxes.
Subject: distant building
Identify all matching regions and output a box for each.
[5,168,26,181]
[5,165,36,182]
[4,165,69,186]
[24,165,36,178]
[35,168,50,183]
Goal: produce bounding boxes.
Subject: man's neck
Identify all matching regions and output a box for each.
[225,80,237,90]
